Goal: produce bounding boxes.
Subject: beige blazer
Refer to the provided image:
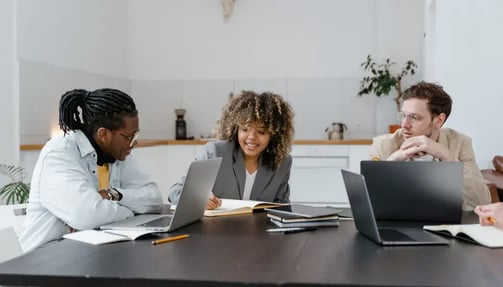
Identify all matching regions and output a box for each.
[369,128,491,210]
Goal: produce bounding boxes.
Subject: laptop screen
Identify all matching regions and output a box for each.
[360,161,463,223]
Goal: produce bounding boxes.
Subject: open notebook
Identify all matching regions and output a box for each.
[63,229,156,245]
[204,199,282,217]
[423,224,503,248]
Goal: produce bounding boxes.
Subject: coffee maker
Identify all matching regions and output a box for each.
[175,109,187,139]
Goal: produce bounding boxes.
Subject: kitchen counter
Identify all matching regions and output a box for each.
[20,139,372,150]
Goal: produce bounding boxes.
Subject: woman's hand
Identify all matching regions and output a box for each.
[475,203,503,229]
[206,193,222,210]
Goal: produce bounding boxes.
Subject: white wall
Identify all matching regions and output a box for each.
[129,0,375,79]
[9,0,426,166]
[17,0,129,78]
[4,0,500,185]
[14,0,425,144]
[430,0,503,168]
[128,0,424,140]
[17,0,131,143]
[19,61,131,144]
[0,0,19,165]
[128,0,423,79]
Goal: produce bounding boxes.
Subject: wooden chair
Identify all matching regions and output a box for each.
[481,156,503,203]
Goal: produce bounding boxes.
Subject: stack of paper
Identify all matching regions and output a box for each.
[265,204,340,228]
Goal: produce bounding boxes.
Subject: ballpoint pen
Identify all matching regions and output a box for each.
[266,227,317,234]
[152,234,189,245]
[283,227,317,234]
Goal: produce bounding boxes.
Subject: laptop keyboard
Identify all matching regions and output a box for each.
[379,228,415,241]
[138,216,172,227]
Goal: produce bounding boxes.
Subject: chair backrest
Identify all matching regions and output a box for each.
[0,203,27,236]
[0,226,22,263]
[493,156,503,173]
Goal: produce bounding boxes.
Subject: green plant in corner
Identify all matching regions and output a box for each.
[0,164,30,204]
[358,54,418,113]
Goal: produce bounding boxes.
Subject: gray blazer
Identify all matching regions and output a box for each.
[168,140,291,204]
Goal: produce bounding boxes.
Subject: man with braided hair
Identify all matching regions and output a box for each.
[168,91,295,209]
[20,88,163,252]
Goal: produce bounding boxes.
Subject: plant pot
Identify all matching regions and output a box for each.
[388,124,401,133]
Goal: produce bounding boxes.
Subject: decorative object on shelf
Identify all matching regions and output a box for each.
[220,0,236,23]
[325,122,348,140]
[357,55,417,133]
[0,164,30,205]
[175,109,187,140]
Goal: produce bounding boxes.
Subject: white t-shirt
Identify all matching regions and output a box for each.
[242,170,257,200]
[411,153,436,161]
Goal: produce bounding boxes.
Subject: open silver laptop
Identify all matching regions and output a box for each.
[360,161,463,223]
[100,157,222,232]
[341,169,449,246]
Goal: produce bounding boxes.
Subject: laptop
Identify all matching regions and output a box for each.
[100,157,222,232]
[341,169,449,246]
[360,161,463,223]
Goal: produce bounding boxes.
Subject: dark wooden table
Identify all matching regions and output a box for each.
[1,213,502,287]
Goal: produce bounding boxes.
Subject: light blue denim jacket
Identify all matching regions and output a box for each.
[19,130,162,252]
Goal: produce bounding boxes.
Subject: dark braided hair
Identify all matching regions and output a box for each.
[217,91,295,170]
[59,88,138,135]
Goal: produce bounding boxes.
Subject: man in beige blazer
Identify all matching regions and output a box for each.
[369,81,490,210]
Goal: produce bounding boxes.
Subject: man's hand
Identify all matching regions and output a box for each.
[98,189,110,199]
[388,135,450,161]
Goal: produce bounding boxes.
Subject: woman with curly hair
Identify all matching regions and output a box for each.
[168,91,295,209]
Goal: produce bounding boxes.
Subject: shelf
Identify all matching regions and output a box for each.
[20,139,372,151]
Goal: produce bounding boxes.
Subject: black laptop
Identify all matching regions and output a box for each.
[341,169,449,246]
[360,161,463,223]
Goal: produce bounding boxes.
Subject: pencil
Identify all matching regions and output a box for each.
[152,234,189,245]
[488,217,497,225]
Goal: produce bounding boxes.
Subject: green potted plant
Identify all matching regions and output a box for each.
[0,164,30,204]
[357,54,417,133]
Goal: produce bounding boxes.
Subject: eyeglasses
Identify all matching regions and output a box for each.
[399,112,425,124]
[119,130,140,148]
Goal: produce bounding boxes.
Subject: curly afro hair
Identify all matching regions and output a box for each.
[216,91,295,170]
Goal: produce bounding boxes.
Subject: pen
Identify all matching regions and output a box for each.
[488,217,497,225]
[266,227,305,233]
[152,234,189,245]
[283,227,317,234]
[266,227,317,234]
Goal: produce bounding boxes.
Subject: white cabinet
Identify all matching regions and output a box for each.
[289,145,369,205]
[133,145,197,203]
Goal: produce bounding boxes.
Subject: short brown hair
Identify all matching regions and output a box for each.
[402,81,452,120]
[216,91,295,170]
